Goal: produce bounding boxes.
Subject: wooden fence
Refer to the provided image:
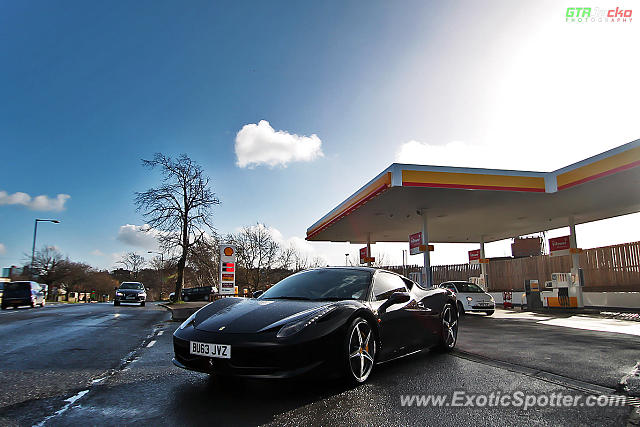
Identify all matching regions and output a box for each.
[382,241,640,292]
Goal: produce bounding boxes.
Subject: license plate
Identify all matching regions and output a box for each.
[126,296,135,300]
[190,341,231,359]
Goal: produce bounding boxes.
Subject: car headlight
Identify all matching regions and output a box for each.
[116,292,123,296]
[466,296,473,302]
[276,306,336,338]
[179,312,197,330]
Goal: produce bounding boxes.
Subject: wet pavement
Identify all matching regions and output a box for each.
[0,304,636,426]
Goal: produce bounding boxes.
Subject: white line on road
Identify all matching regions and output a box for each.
[147,340,156,348]
[34,389,89,427]
[157,330,164,336]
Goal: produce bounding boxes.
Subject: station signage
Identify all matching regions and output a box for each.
[468,249,481,264]
[549,236,571,257]
[219,244,237,295]
[359,247,375,264]
[409,232,425,255]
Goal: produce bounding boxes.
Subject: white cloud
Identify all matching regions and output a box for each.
[235,120,323,168]
[0,243,6,255]
[116,224,161,250]
[0,190,70,211]
[90,249,105,256]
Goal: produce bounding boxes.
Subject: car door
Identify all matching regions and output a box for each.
[371,272,422,359]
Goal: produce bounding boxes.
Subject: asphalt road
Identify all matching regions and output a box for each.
[0,302,170,426]
[0,304,636,426]
[456,309,640,390]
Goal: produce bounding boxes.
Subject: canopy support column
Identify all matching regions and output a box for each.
[367,233,372,267]
[480,236,488,290]
[420,210,432,288]
[568,216,584,308]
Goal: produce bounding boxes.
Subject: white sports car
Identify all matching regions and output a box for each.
[439,281,495,316]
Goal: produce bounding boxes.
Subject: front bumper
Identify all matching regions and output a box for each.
[465,302,495,312]
[115,294,146,303]
[172,327,342,379]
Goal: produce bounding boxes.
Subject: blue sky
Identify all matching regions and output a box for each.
[1,0,639,269]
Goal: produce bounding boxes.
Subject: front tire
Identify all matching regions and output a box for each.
[457,301,465,316]
[343,317,376,384]
[435,303,458,352]
[114,301,120,306]
[140,301,145,307]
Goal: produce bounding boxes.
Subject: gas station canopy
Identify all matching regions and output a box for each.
[306,140,640,244]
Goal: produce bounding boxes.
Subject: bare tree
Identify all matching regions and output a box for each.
[310,255,327,268]
[278,245,297,270]
[345,252,387,267]
[117,252,146,279]
[135,153,220,301]
[373,251,390,268]
[29,246,66,285]
[187,235,220,289]
[293,251,309,272]
[230,223,280,290]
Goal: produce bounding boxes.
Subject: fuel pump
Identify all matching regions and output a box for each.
[541,272,581,308]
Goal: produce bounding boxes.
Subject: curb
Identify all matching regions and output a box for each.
[158,302,207,322]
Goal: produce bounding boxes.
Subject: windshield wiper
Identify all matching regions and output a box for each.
[314,297,356,301]
[265,296,314,300]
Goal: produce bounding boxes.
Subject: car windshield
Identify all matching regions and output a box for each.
[453,282,485,293]
[259,269,373,301]
[120,283,143,290]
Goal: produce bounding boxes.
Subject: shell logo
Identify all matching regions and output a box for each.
[223,247,234,256]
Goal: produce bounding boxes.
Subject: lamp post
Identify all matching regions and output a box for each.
[148,251,164,299]
[31,219,60,277]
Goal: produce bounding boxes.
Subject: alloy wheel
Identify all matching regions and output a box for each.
[442,305,457,349]
[348,319,376,383]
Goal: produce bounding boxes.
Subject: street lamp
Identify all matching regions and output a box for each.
[148,251,164,299]
[31,219,60,277]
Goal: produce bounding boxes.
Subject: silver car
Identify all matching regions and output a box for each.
[439,281,495,316]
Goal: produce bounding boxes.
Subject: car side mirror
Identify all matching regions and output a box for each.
[114,287,118,290]
[146,287,150,291]
[380,291,411,312]
[252,290,264,298]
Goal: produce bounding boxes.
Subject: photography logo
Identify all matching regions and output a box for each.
[566,7,633,23]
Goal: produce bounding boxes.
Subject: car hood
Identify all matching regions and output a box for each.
[193,298,335,333]
[458,292,493,302]
[118,289,144,294]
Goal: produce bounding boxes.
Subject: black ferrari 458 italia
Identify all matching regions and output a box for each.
[173,267,458,383]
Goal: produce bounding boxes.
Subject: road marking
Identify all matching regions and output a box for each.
[157,330,164,336]
[147,340,156,348]
[33,389,89,427]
